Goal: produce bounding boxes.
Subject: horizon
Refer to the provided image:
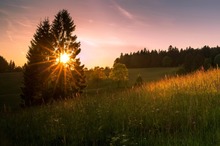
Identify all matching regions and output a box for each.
[1,0,220,68]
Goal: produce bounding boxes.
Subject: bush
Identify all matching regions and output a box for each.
[134,74,143,86]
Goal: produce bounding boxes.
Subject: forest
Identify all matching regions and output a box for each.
[115,45,220,73]
[0,56,22,72]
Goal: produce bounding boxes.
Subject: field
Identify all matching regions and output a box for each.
[1,68,220,145]
[0,72,22,110]
[128,67,177,84]
[0,67,177,110]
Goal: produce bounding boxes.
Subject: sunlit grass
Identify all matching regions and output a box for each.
[1,69,220,145]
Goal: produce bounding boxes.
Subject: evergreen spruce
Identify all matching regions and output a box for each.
[21,19,53,106]
[0,56,8,72]
[50,9,86,99]
[21,10,86,106]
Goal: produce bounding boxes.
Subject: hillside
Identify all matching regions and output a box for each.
[1,69,220,145]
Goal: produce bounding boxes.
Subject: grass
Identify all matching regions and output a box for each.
[0,72,22,110]
[0,68,177,110]
[128,67,178,84]
[1,69,220,145]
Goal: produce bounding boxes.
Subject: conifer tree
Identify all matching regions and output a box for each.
[0,56,8,72]
[50,10,86,99]
[21,10,86,106]
[21,19,52,106]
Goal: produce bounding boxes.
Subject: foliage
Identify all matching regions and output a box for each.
[8,60,15,72]
[115,45,220,72]
[109,63,128,86]
[214,54,220,67]
[21,10,86,106]
[86,67,108,88]
[204,58,212,70]
[134,74,143,86]
[0,56,22,72]
[1,69,220,145]
[162,56,172,67]
[21,19,52,106]
[50,10,86,99]
[0,56,8,72]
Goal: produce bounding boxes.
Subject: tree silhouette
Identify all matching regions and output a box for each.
[0,56,8,72]
[162,56,172,67]
[115,45,220,73]
[51,9,86,99]
[8,60,15,72]
[21,19,52,106]
[21,10,86,106]
[214,54,220,67]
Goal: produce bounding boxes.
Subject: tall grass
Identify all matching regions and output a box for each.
[1,69,220,145]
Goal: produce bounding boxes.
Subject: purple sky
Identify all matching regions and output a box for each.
[1,0,220,68]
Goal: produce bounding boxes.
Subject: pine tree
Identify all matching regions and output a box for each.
[50,10,86,99]
[21,19,52,106]
[8,60,15,72]
[0,56,8,72]
[21,10,86,106]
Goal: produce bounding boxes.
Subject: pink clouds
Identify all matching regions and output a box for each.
[1,0,220,68]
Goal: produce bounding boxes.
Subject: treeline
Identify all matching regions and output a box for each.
[0,55,22,72]
[115,45,220,72]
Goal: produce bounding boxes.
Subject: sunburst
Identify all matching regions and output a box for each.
[56,52,71,64]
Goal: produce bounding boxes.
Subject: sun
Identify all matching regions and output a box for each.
[56,52,70,64]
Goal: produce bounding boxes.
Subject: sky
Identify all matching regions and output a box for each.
[1,0,220,68]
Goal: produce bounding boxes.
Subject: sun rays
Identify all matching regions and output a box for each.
[57,52,70,64]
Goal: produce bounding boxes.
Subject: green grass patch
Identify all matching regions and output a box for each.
[0,68,177,110]
[1,69,220,145]
[0,72,22,110]
[128,67,178,84]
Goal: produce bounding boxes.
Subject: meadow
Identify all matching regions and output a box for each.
[0,67,176,110]
[1,68,220,145]
[0,72,22,110]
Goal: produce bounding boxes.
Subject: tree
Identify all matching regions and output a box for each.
[87,67,107,87]
[203,58,212,70]
[21,19,52,106]
[0,56,8,72]
[110,63,128,87]
[183,53,194,72]
[214,54,220,67]
[162,56,172,67]
[21,10,86,106]
[50,9,86,99]
[134,74,143,87]
[8,60,15,72]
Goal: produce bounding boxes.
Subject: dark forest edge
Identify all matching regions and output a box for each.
[115,45,220,73]
[0,56,22,72]
[2,45,220,74]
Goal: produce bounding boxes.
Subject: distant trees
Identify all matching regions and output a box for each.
[87,67,107,86]
[8,60,15,71]
[0,56,8,72]
[115,45,220,73]
[110,63,128,86]
[0,55,22,72]
[162,56,172,67]
[21,10,86,106]
[214,54,220,67]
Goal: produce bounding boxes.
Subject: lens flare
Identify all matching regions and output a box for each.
[56,53,70,64]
